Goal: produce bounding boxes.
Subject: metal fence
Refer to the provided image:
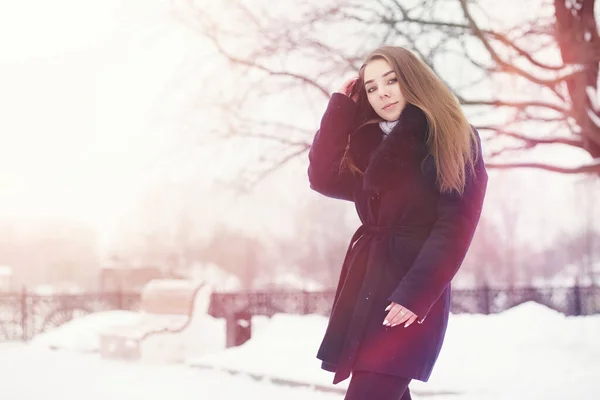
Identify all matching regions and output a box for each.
[208,284,600,319]
[1,284,599,342]
[0,289,140,341]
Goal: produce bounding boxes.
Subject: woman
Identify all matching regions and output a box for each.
[307,46,488,400]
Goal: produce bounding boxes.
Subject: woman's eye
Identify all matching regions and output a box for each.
[388,78,397,84]
[367,87,376,93]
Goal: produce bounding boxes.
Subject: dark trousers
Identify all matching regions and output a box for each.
[344,370,412,400]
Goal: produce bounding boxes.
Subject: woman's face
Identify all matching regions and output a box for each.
[363,58,406,121]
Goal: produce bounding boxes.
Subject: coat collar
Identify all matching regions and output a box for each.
[348,103,429,192]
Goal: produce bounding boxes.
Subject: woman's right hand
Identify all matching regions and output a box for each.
[336,76,360,102]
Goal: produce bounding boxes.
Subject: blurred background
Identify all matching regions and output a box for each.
[1,0,599,399]
[0,0,598,294]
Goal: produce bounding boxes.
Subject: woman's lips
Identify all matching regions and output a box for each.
[383,102,398,110]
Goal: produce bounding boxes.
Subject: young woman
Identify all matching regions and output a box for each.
[308,46,488,400]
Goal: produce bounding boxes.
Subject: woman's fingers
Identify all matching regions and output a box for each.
[383,305,394,324]
[337,76,359,96]
[391,311,412,326]
[384,303,418,328]
[404,314,418,328]
[344,76,359,93]
[384,303,405,326]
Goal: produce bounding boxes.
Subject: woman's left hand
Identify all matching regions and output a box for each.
[383,302,418,328]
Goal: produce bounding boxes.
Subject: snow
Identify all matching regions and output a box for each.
[189,263,243,292]
[30,310,141,352]
[12,301,600,399]
[0,343,342,400]
[188,301,600,399]
[188,313,334,388]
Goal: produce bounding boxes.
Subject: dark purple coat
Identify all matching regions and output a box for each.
[307,93,488,384]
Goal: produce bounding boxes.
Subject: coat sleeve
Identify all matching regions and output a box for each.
[307,93,359,202]
[388,129,488,321]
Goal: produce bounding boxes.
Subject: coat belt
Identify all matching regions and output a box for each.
[330,223,409,384]
[342,223,409,262]
[332,223,407,309]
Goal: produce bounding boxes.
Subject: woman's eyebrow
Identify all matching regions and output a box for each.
[364,70,395,85]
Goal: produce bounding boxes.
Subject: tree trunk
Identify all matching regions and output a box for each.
[554,0,600,157]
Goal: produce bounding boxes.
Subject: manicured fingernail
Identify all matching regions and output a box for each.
[383,319,389,325]
[404,322,410,328]
[385,305,391,311]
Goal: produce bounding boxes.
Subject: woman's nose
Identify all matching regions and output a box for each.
[379,89,390,99]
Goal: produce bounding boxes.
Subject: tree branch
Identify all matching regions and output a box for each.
[201,26,331,99]
[238,133,310,148]
[234,145,311,193]
[392,0,568,74]
[459,0,583,92]
[174,0,600,183]
[488,144,535,158]
[478,126,585,149]
[463,99,569,115]
[486,160,600,174]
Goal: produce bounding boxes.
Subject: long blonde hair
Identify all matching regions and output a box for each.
[344,46,478,194]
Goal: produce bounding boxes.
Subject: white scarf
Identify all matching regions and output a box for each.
[379,120,399,135]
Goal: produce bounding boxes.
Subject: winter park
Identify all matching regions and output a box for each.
[1,0,600,399]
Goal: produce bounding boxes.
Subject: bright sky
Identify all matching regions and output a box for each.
[0,0,317,246]
[0,0,202,237]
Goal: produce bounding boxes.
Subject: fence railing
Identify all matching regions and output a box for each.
[208,284,600,319]
[1,284,598,342]
[0,288,141,341]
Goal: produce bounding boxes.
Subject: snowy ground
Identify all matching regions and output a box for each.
[4,301,599,399]
[0,343,342,400]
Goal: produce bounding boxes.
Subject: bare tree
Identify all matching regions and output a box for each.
[0,217,99,289]
[458,177,542,287]
[199,224,267,289]
[458,214,506,286]
[285,196,355,288]
[572,176,600,281]
[169,0,600,190]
